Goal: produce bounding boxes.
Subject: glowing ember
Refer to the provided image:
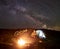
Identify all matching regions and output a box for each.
[17,38,26,46]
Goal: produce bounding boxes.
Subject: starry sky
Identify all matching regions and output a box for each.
[0,0,60,30]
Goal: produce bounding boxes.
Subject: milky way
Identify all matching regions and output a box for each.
[0,0,60,30]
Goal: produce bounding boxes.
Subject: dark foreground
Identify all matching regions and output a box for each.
[0,29,60,49]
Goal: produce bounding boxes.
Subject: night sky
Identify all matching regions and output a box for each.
[0,0,60,30]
